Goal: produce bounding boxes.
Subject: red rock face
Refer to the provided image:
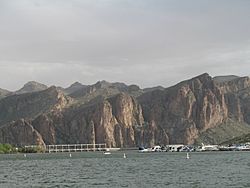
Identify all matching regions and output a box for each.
[29,93,144,148]
[33,74,249,146]
[1,73,250,147]
[0,119,45,147]
[32,114,56,144]
[138,73,229,145]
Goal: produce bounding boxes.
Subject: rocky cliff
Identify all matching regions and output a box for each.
[138,73,250,144]
[0,88,11,99]
[31,93,144,148]
[0,86,70,126]
[1,73,250,147]
[0,119,45,147]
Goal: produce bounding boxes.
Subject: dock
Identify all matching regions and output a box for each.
[46,143,107,153]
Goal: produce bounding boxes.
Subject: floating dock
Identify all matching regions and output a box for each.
[46,143,107,153]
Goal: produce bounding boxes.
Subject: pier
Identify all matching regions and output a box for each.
[46,143,107,153]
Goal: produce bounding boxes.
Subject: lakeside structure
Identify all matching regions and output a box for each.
[46,143,107,153]
[22,142,250,153]
[24,143,121,153]
[139,143,250,152]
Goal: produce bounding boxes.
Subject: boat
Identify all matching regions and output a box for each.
[196,143,219,151]
[235,144,250,151]
[151,145,162,152]
[103,151,111,155]
[218,145,231,151]
[138,146,151,153]
[166,144,184,152]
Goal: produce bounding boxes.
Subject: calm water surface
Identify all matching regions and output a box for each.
[0,151,250,188]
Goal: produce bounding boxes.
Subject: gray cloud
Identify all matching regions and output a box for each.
[0,0,250,90]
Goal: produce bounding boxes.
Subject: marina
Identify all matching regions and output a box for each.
[138,143,250,152]
[22,142,250,155]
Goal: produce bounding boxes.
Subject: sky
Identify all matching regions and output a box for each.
[0,0,250,91]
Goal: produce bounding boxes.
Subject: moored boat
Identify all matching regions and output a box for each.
[196,143,219,152]
[138,146,151,153]
[235,144,250,151]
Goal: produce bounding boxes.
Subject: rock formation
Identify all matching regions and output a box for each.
[0,86,70,126]
[0,119,45,147]
[63,82,87,95]
[31,93,144,148]
[15,81,48,95]
[138,73,249,144]
[0,88,11,99]
[1,73,250,147]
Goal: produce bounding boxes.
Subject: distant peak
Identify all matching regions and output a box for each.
[0,88,10,93]
[97,80,109,84]
[94,80,110,88]
[24,81,45,86]
[191,73,212,82]
[15,81,48,94]
[194,73,210,79]
[63,82,87,95]
[70,82,83,87]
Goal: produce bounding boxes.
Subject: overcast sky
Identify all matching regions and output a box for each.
[0,0,250,90]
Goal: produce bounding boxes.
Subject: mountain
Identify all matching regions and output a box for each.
[15,81,48,95]
[69,80,143,102]
[213,75,239,83]
[138,73,250,144]
[220,133,250,145]
[0,86,70,126]
[0,88,11,99]
[143,86,165,93]
[0,119,45,147]
[31,93,144,147]
[1,73,250,147]
[63,82,87,95]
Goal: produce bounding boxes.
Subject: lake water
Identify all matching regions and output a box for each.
[0,151,250,188]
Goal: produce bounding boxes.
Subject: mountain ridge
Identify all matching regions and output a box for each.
[1,73,250,147]
[14,81,48,95]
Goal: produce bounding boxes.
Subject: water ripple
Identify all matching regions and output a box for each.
[0,151,250,187]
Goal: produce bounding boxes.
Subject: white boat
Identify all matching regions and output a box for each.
[151,145,162,152]
[236,145,250,151]
[196,143,219,151]
[138,147,151,153]
[103,151,111,155]
[218,145,231,151]
[167,144,184,152]
[139,145,163,152]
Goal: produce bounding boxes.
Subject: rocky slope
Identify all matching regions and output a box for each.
[69,80,142,99]
[0,88,11,99]
[1,73,250,147]
[0,86,70,127]
[31,93,144,147]
[63,82,87,95]
[0,119,45,147]
[15,81,48,95]
[138,73,250,144]
[213,75,239,83]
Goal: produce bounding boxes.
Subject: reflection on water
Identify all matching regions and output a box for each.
[0,151,250,188]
